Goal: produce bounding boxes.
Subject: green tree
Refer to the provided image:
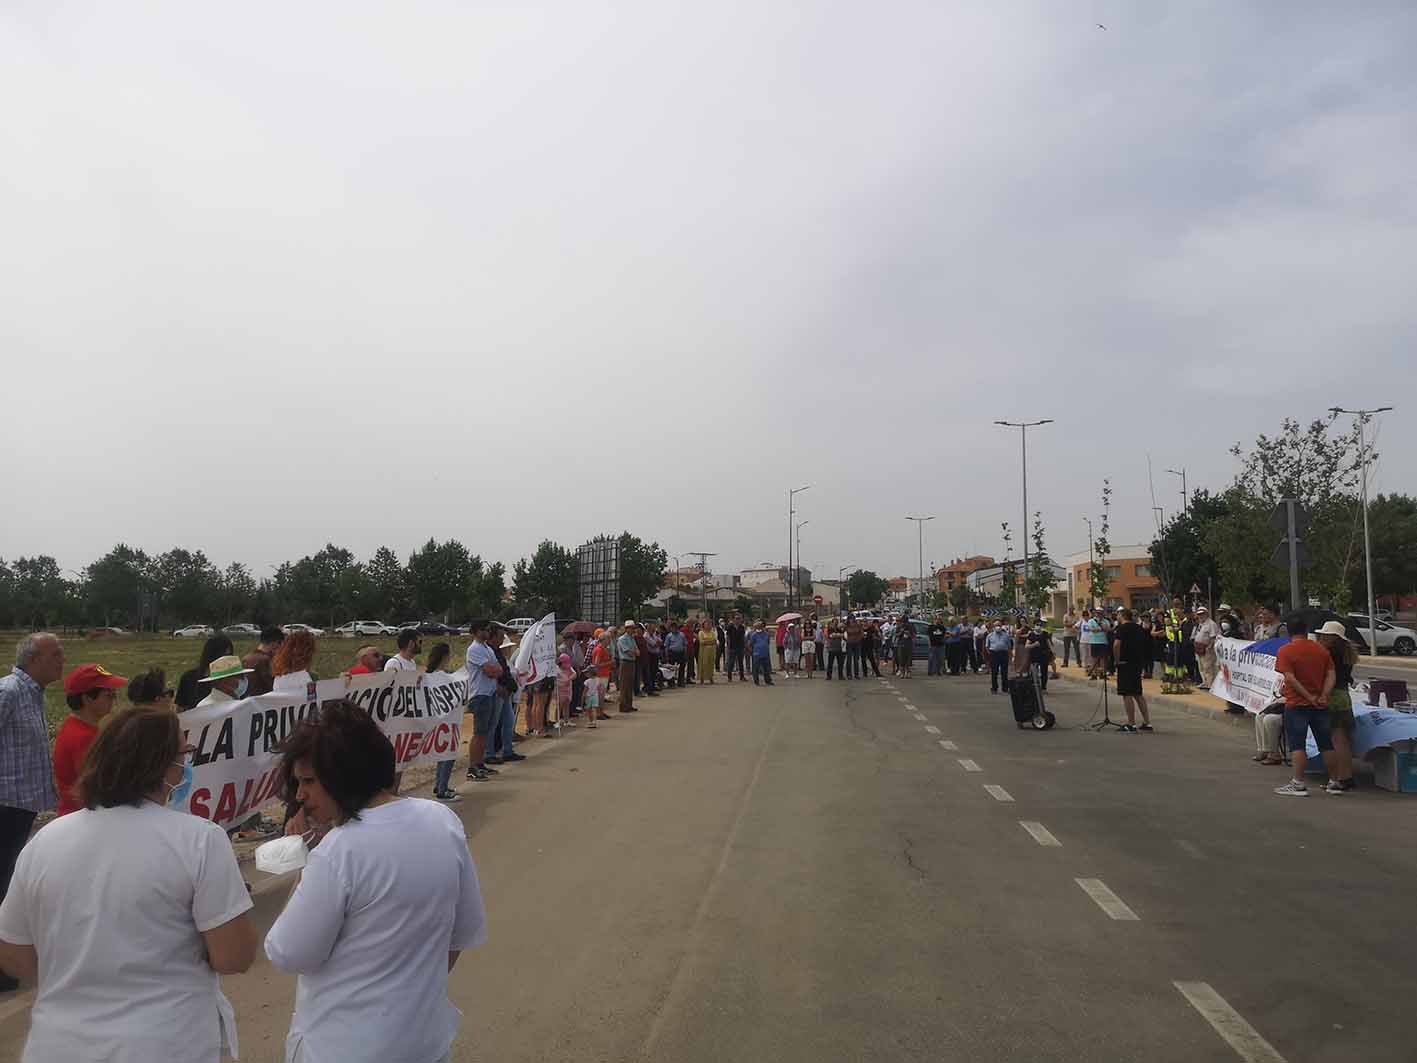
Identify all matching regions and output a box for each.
[1148,490,1229,600]
[218,562,258,625]
[512,541,578,619]
[1088,481,1112,606]
[366,546,409,619]
[155,549,222,625]
[464,559,506,619]
[1351,493,1417,605]
[846,569,888,607]
[406,539,474,619]
[10,556,68,628]
[84,544,153,627]
[1022,511,1055,614]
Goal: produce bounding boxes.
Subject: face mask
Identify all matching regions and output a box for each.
[166,756,194,809]
[235,677,250,698]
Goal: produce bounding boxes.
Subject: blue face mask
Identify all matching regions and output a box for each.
[166,757,194,809]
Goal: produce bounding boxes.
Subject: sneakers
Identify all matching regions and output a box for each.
[434,789,463,802]
[1274,780,1308,797]
[502,751,527,762]
[485,755,505,765]
[466,766,490,781]
[1324,779,1345,795]
[1138,724,1154,733]
[1118,724,1138,734]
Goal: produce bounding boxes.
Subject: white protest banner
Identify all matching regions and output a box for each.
[1209,636,1284,713]
[513,613,557,686]
[176,669,469,830]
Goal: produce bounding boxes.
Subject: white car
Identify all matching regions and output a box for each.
[503,617,537,634]
[222,623,262,637]
[1348,615,1417,656]
[282,623,326,637]
[173,625,214,638]
[335,620,393,637]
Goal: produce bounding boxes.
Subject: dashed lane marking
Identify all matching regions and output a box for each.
[956,757,980,770]
[1176,840,1206,860]
[1019,821,1061,847]
[912,713,927,722]
[924,725,941,735]
[1173,982,1288,1063]
[983,784,1013,801]
[938,740,958,751]
[903,703,918,710]
[1075,878,1139,921]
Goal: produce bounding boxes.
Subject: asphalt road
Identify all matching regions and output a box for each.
[1,666,1413,1062]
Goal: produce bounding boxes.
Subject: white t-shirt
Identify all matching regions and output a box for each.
[384,654,418,672]
[0,802,252,1063]
[273,669,313,692]
[264,798,487,1063]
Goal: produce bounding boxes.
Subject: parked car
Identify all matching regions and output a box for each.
[222,623,262,637]
[1283,609,1369,654]
[282,623,326,637]
[335,620,394,638]
[1348,614,1417,656]
[173,625,214,638]
[91,626,129,637]
[503,617,537,634]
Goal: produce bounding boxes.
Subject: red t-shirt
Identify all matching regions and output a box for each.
[1275,638,1334,708]
[52,715,99,816]
[348,663,373,675]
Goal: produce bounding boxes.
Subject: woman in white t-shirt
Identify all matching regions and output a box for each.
[272,629,319,692]
[0,706,257,1063]
[265,700,487,1063]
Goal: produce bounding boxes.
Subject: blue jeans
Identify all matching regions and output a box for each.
[846,643,862,677]
[927,646,945,675]
[494,691,516,757]
[752,655,774,684]
[1284,707,1334,754]
[434,758,455,793]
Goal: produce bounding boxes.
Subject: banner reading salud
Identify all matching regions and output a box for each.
[176,669,469,830]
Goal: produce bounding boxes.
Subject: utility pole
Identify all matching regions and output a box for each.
[1166,467,1188,518]
[788,485,811,613]
[795,521,809,608]
[686,551,718,620]
[1083,516,1095,610]
[995,419,1053,607]
[839,564,857,612]
[1330,406,1392,656]
[905,516,935,610]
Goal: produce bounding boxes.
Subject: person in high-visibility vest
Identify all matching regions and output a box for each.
[1162,596,1191,694]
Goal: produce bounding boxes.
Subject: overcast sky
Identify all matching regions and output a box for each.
[4,1,1414,584]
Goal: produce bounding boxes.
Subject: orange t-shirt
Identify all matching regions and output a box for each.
[1275,638,1334,708]
[591,643,613,678]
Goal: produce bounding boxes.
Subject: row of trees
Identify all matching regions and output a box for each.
[0,532,668,632]
[1149,418,1416,610]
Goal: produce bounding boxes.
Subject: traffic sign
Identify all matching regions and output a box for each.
[813,595,823,605]
[1188,583,1202,595]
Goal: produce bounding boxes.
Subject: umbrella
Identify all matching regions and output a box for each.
[776,612,803,623]
[562,620,599,637]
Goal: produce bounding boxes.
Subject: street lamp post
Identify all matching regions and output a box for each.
[1083,516,1095,610]
[687,551,718,620]
[995,419,1053,615]
[1330,406,1393,657]
[1166,467,1188,518]
[839,564,857,611]
[905,516,935,611]
[789,485,812,612]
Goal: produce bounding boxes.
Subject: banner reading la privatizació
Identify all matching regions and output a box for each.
[174,669,469,831]
[1208,636,1285,713]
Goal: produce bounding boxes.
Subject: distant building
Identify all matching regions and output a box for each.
[936,555,996,595]
[1063,545,1162,611]
[739,564,812,588]
[886,576,910,603]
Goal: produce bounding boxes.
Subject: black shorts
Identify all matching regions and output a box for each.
[1115,664,1143,697]
[469,695,497,737]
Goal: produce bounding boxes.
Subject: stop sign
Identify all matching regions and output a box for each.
[813,595,823,605]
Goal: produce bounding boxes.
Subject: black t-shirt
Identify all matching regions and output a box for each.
[1114,622,1151,667]
[928,624,948,647]
[727,623,746,649]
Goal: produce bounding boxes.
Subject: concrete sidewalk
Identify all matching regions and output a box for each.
[1049,665,1250,727]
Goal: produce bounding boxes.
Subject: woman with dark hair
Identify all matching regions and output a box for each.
[127,667,174,708]
[0,706,256,1061]
[265,700,486,1063]
[424,643,461,803]
[425,641,452,674]
[272,629,318,692]
[175,634,234,711]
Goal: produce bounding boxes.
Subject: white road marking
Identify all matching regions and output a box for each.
[1176,840,1206,860]
[1173,982,1288,1063]
[1019,821,1062,847]
[956,757,980,770]
[913,713,927,722]
[903,703,918,710]
[924,725,941,735]
[938,740,958,751]
[1075,878,1139,921]
[983,784,1014,801]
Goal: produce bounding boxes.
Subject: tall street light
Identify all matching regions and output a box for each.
[995,419,1053,611]
[789,485,812,613]
[1166,467,1188,518]
[1330,405,1393,657]
[905,516,935,611]
[686,551,718,620]
[1083,516,1095,609]
[795,521,810,607]
[839,564,857,612]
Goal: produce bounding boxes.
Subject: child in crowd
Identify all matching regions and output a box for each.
[583,671,602,728]
[554,653,574,732]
